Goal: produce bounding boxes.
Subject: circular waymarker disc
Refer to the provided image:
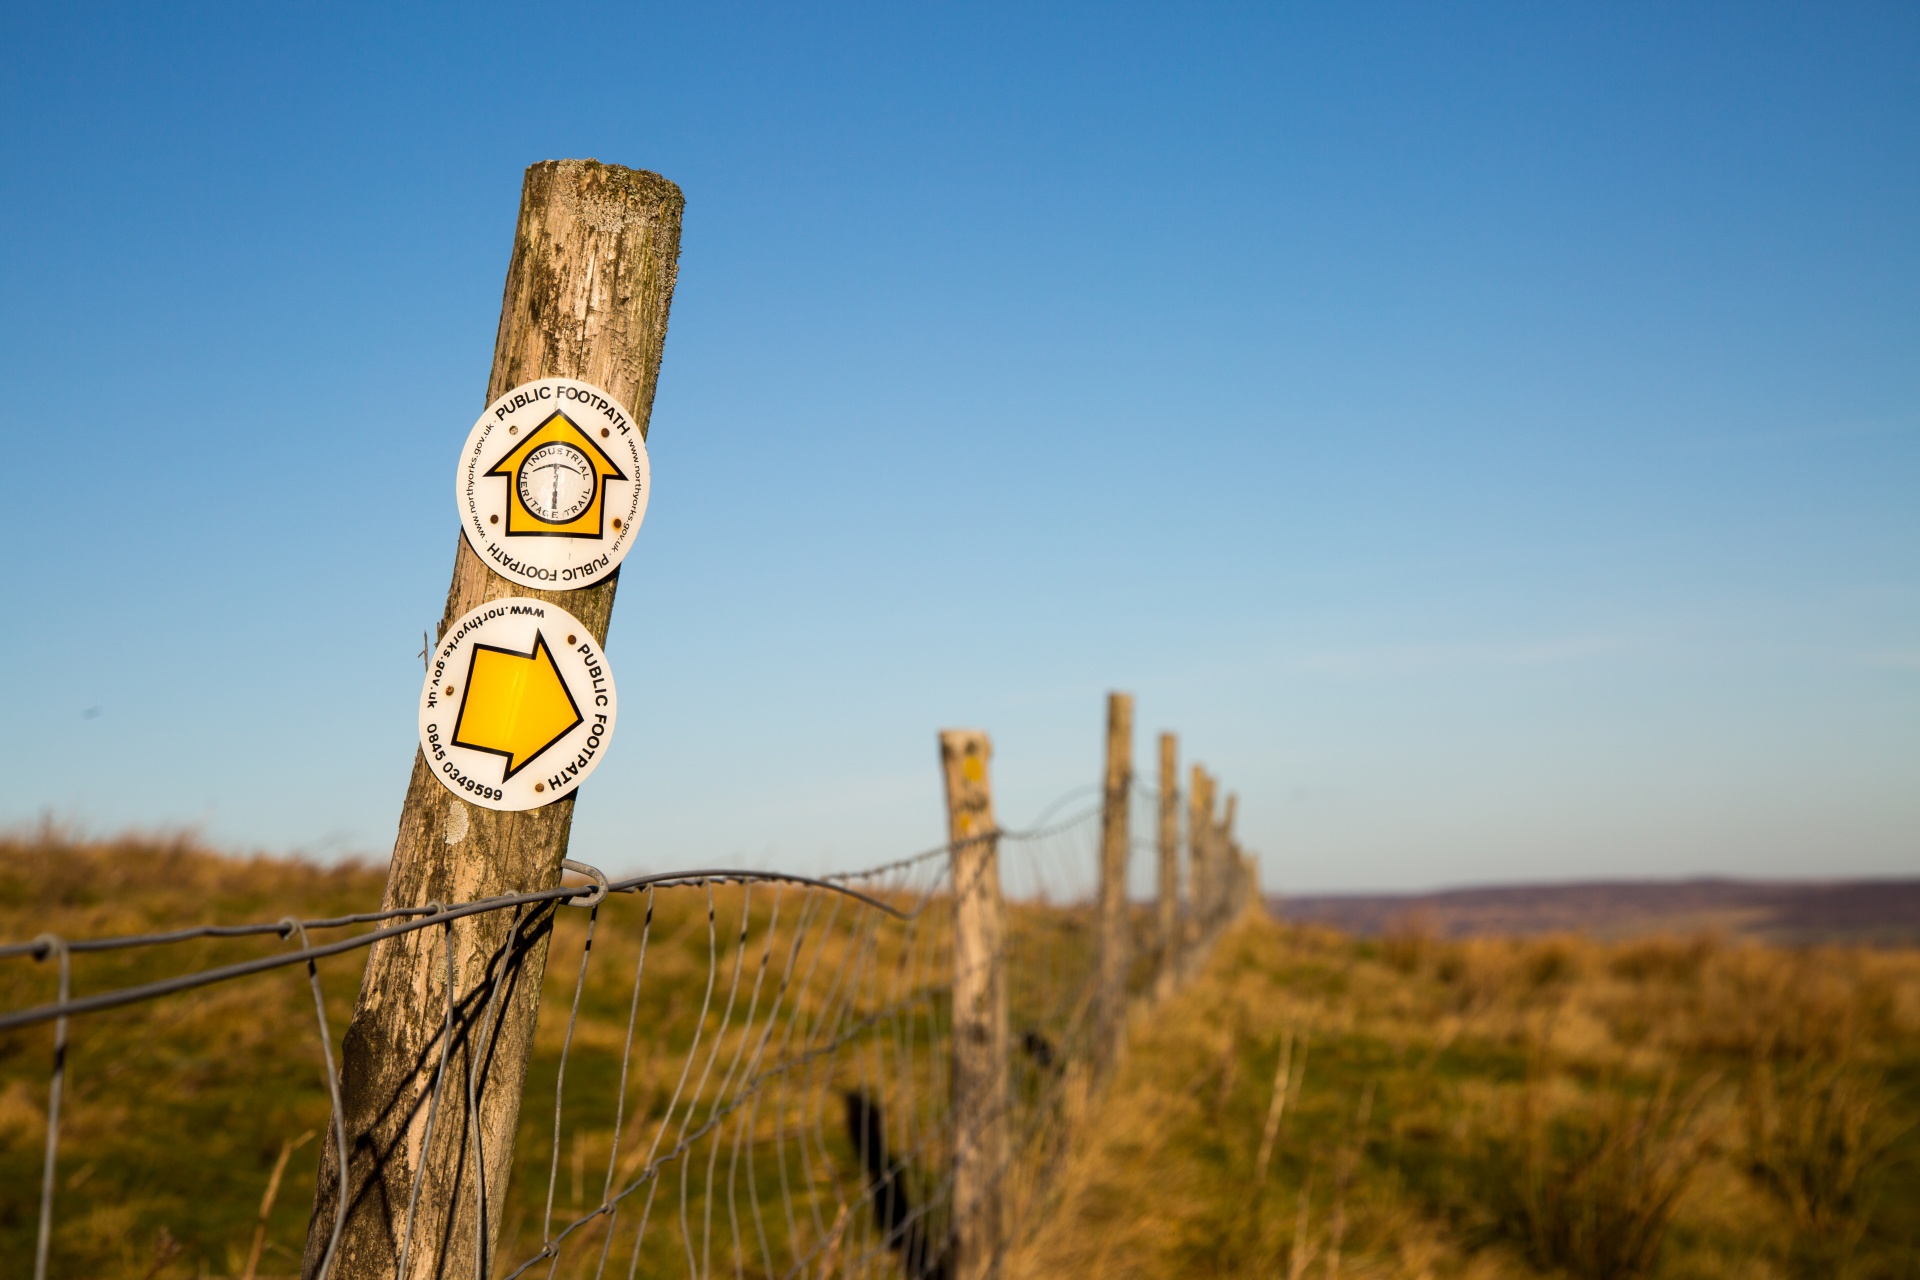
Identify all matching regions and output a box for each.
[419,599,617,811]
[456,377,650,591]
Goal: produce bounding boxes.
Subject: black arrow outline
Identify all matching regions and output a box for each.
[484,409,630,539]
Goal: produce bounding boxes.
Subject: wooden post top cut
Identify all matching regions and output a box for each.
[939,730,995,840]
[1104,693,1134,783]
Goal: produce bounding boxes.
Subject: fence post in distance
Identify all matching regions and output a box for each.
[1154,732,1179,999]
[301,161,683,1280]
[1187,765,1214,945]
[941,729,1007,1280]
[1221,792,1240,921]
[1095,692,1134,1079]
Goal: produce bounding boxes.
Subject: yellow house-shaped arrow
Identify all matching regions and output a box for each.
[486,410,628,538]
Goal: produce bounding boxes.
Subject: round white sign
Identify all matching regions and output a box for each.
[419,599,618,811]
[456,378,650,591]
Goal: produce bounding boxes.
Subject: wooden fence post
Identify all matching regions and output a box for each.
[941,730,1007,1280]
[1187,765,1214,943]
[302,161,682,1280]
[1220,792,1240,920]
[1095,693,1135,1078]
[1154,732,1179,998]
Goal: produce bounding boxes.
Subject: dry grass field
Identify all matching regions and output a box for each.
[3,831,1917,1279]
[1012,914,1920,1280]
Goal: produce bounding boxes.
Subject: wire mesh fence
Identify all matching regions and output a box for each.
[0,772,1255,1280]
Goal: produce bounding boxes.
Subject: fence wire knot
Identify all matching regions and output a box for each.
[561,858,609,908]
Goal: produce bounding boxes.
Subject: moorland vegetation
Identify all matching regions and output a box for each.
[1,831,1915,1279]
[1014,909,1920,1279]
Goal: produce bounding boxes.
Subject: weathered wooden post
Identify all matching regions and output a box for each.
[1187,765,1215,943]
[1095,693,1134,1077]
[1154,732,1179,999]
[302,161,682,1280]
[941,730,1008,1280]
[1221,792,1240,920]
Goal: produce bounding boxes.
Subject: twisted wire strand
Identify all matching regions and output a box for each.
[0,870,914,1033]
[282,917,350,1280]
[29,934,66,1280]
[395,914,457,1280]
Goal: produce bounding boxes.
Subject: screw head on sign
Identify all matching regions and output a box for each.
[446,686,455,696]
[534,782,545,793]
[508,425,518,435]
[566,634,577,645]
[600,427,611,438]
[490,514,499,524]
[611,518,622,531]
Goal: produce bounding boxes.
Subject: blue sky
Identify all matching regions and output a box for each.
[1,3,1914,891]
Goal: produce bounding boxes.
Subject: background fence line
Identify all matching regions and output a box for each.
[2,708,1261,1280]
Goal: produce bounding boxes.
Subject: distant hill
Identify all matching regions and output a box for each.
[1269,877,1920,945]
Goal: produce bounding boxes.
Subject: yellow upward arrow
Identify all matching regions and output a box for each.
[486,410,628,536]
[451,631,584,780]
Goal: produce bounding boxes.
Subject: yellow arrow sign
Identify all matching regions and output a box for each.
[451,631,584,780]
